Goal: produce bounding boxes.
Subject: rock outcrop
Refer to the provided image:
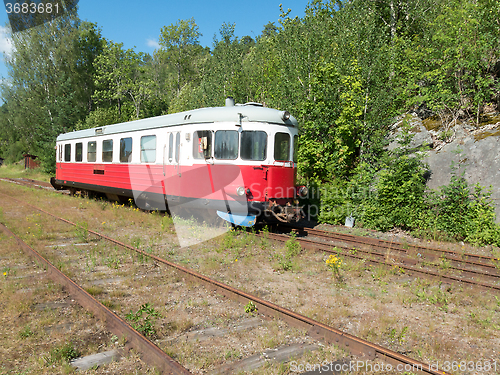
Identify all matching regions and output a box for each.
[389,113,500,223]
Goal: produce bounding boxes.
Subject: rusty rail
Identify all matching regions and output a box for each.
[299,226,499,269]
[0,222,191,375]
[0,191,452,375]
[295,228,500,284]
[267,229,500,292]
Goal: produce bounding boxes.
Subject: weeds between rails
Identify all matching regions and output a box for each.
[0,184,458,374]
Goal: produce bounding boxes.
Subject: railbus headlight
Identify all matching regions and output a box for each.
[236,186,246,196]
[297,186,308,198]
[281,111,290,121]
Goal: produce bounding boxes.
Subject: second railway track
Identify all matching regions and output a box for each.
[273,224,500,292]
[0,180,456,374]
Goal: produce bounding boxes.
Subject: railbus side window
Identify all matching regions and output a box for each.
[58,145,62,161]
[75,143,83,162]
[214,130,238,160]
[193,130,212,159]
[64,144,71,162]
[120,137,133,163]
[168,133,173,162]
[274,132,290,161]
[240,131,267,161]
[141,135,156,163]
[102,139,113,162]
[293,135,298,163]
[87,141,96,162]
[175,132,180,163]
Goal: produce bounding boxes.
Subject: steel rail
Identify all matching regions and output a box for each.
[297,229,500,282]
[9,175,493,274]
[281,225,500,281]
[0,177,54,189]
[293,225,499,267]
[266,231,500,292]
[0,222,191,375]
[0,192,451,375]
[3,177,496,269]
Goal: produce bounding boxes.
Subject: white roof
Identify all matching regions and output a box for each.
[57,104,298,142]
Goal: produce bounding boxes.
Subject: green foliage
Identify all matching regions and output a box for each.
[126,303,162,338]
[0,139,25,164]
[367,153,427,230]
[19,324,35,339]
[1,1,499,244]
[0,13,102,172]
[319,134,500,246]
[274,232,301,271]
[76,106,125,130]
[93,41,152,119]
[75,221,89,242]
[393,0,500,123]
[44,341,79,364]
[244,301,258,316]
[158,18,203,97]
[417,167,500,246]
[298,57,366,180]
[319,124,428,230]
[285,232,301,258]
[388,326,409,345]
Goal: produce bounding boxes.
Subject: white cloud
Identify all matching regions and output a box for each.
[0,26,12,56]
[146,38,160,49]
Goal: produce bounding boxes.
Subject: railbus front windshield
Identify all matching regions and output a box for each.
[190,129,297,162]
[214,130,238,160]
[274,132,291,161]
[241,131,267,161]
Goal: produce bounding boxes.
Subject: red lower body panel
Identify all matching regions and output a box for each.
[55,162,297,215]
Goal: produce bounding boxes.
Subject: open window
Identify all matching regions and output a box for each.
[193,130,212,159]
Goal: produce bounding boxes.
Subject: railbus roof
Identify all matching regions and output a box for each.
[56,104,298,142]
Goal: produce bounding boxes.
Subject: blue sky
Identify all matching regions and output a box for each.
[0,0,310,82]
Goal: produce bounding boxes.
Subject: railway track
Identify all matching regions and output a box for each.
[0,177,57,190]
[273,224,500,292]
[0,222,189,374]
[0,182,452,375]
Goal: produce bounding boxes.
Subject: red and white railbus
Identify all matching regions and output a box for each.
[52,98,307,226]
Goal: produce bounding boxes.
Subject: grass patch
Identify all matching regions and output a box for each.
[43,341,80,365]
[0,163,52,182]
[85,285,104,296]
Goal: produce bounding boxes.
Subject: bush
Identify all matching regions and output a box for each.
[318,179,349,224]
[318,132,500,246]
[463,184,500,246]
